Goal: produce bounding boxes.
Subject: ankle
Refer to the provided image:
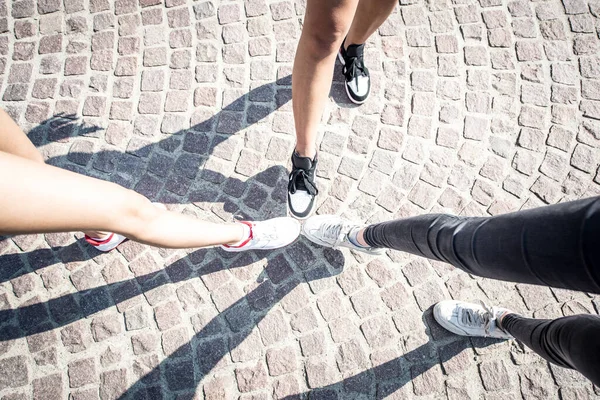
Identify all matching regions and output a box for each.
[85,231,110,240]
[294,147,316,160]
[226,223,251,246]
[343,38,365,50]
[348,227,369,248]
[497,311,513,330]
[355,228,369,247]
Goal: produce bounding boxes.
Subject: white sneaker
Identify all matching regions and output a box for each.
[221,217,301,252]
[433,300,514,340]
[302,215,385,256]
[85,233,127,252]
[287,152,318,220]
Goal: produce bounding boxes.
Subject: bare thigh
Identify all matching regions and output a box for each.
[0,151,143,235]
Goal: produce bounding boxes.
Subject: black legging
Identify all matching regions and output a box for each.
[363,197,600,385]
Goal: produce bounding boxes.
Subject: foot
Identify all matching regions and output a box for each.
[287,151,318,220]
[433,300,514,340]
[221,217,301,252]
[85,233,127,252]
[302,215,385,255]
[338,39,370,104]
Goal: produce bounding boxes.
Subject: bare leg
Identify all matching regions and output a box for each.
[0,109,107,239]
[0,109,45,164]
[345,0,398,47]
[0,151,246,248]
[356,228,369,246]
[292,0,359,158]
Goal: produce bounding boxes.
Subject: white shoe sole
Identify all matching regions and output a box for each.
[287,199,316,220]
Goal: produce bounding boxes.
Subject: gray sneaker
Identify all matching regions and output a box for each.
[433,300,514,340]
[302,215,385,255]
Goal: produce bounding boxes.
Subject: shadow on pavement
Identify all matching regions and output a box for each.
[0,76,488,399]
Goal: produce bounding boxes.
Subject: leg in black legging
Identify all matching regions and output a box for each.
[501,313,600,385]
[362,197,600,294]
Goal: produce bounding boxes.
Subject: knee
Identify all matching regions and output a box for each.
[115,191,161,238]
[301,23,347,60]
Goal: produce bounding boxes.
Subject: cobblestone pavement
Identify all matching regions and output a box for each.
[1,0,600,398]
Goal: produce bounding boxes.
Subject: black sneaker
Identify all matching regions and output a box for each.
[287,151,318,219]
[338,39,371,104]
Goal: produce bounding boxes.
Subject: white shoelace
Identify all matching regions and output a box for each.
[461,302,494,336]
[251,222,278,243]
[316,221,353,247]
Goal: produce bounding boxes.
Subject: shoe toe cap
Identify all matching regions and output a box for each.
[433,301,461,328]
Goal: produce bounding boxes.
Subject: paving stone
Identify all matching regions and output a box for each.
[573,35,599,55]
[162,326,190,357]
[334,339,368,375]
[153,300,183,331]
[0,356,28,391]
[266,345,297,376]
[100,369,127,400]
[580,56,600,79]
[406,27,433,47]
[571,144,597,173]
[519,367,555,399]
[360,315,397,348]
[305,358,339,388]
[32,374,62,400]
[411,364,444,396]
[61,321,92,353]
[479,360,511,390]
[218,3,240,24]
[236,362,268,392]
[129,333,158,356]
[91,314,123,341]
[68,358,97,388]
[465,46,489,66]
[167,7,190,28]
[252,300,289,338]
[482,10,507,28]
[15,20,36,38]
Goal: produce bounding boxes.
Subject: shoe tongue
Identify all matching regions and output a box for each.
[345,43,364,58]
[292,152,314,170]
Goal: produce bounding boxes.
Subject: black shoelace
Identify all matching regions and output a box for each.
[343,56,368,81]
[288,168,318,196]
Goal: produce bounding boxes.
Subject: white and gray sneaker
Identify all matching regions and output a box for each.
[302,215,385,255]
[338,40,370,104]
[287,151,318,220]
[221,217,301,252]
[433,300,514,340]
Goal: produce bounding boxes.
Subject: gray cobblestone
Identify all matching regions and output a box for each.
[0,356,28,391]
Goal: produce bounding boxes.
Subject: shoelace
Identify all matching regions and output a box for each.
[251,222,278,243]
[316,221,353,247]
[461,302,494,336]
[288,168,318,195]
[343,56,368,81]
